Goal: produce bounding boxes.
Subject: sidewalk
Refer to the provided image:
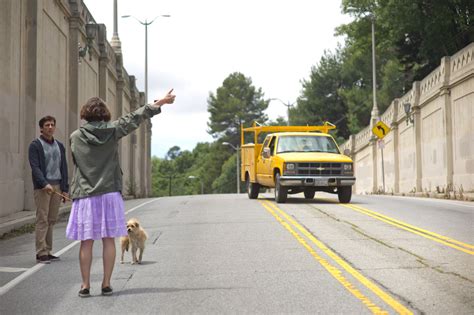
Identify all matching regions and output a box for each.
[389,191,474,201]
[0,205,71,238]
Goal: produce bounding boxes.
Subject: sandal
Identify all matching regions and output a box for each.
[78,287,90,298]
[101,286,113,296]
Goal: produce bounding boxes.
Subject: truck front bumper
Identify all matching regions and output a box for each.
[279,176,356,187]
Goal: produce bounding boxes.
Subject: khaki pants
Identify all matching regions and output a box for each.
[34,185,62,256]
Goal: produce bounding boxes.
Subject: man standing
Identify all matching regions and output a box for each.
[28,116,69,264]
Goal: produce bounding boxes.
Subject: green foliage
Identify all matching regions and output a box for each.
[212,154,238,193]
[151,142,233,197]
[207,72,269,147]
[292,50,351,138]
[268,117,288,126]
[166,146,182,160]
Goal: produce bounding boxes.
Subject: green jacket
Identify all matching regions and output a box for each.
[70,104,161,199]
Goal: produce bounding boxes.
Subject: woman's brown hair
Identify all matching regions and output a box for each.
[80,97,111,122]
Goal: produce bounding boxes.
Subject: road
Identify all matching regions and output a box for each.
[0,193,473,314]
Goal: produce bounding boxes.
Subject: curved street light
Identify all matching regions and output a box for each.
[121,14,170,103]
[268,98,295,126]
[188,175,204,195]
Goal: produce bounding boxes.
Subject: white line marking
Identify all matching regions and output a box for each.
[0,264,45,296]
[126,198,159,214]
[0,198,159,297]
[0,267,29,273]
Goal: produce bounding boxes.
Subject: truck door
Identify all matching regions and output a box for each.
[256,136,274,186]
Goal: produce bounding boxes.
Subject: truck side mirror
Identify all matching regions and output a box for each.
[262,147,271,159]
[343,148,351,156]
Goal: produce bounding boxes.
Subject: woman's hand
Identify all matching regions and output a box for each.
[152,89,176,108]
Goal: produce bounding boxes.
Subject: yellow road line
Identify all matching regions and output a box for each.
[260,200,412,315]
[259,201,388,314]
[330,202,474,255]
[346,203,474,249]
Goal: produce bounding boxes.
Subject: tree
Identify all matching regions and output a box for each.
[207,72,269,147]
[212,154,238,193]
[341,0,474,82]
[292,50,352,139]
[267,117,288,126]
[166,146,182,160]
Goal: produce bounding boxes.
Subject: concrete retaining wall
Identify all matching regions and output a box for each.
[342,43,474,195]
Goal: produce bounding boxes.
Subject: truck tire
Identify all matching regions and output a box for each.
[337,186,352,203]
[246,176,260,199]
[275,173,288,203]
[304,189,315,199]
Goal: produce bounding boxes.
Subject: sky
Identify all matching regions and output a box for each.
[83,0,352,158]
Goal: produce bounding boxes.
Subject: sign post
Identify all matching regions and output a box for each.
[372,121,391,193]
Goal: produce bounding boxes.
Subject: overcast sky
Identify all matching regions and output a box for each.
[82,0,352,158]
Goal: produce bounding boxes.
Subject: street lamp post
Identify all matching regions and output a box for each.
[121,14,170,103]
[187,176,204,194]
[222,142,240,194]
[269,98,295,126]
[369,14,379,121]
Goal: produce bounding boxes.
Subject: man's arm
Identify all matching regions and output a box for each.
[28,141,49,189]
[59,142,69,195]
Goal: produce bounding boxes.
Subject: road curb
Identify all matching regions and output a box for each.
[0,205,72,238]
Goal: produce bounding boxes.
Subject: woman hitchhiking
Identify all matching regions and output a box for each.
[66,89,176,297]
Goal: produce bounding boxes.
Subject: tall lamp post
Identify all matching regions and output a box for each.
[269,98,295,126]
[121,14,170,103]
[222,142,240,194]
[369,14,379,122]
[188,176,204,194]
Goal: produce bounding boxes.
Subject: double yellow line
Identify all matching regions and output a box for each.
[259,200,412,315]
[340,203,474,255]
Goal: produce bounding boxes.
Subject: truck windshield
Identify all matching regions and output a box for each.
[276,135,339,153]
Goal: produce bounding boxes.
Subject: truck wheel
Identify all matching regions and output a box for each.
[304,189,315,199]
[275,173,288,203]
[337,186,352,203]
[246,176,260,199]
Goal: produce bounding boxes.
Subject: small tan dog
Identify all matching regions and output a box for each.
[120,218,148,264]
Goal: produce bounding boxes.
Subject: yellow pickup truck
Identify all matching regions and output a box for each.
[241,122,355,203]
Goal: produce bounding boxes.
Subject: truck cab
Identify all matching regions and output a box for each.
[241,122,355,203]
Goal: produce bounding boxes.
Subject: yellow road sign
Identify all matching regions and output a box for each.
[372,121,391,139]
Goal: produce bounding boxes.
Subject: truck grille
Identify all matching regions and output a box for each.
[295,162,342,176]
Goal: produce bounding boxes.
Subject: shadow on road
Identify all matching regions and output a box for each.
[117,286,242,296]
[259,197,361,205]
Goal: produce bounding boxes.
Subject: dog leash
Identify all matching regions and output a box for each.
[53,190,72,202]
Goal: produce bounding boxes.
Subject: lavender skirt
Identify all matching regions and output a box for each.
[66,192,127,240]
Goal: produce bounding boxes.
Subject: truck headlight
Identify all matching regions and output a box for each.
[284,163,296,175]
[342,163,353,175]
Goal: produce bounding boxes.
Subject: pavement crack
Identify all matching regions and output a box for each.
[351,226,395,249]
[307,204,394,249]
[396,247,474,283]
[152,231,162,245]
[292,212,424,314]
[306,204,474,288]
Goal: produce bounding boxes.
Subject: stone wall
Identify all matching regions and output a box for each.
[0,0,152,218]
[341,43,474,195]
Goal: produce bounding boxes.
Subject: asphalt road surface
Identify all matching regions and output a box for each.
[0,193,473,314]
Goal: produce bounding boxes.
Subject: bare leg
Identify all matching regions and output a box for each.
[102,237,116,288]
[79,240,94,289]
